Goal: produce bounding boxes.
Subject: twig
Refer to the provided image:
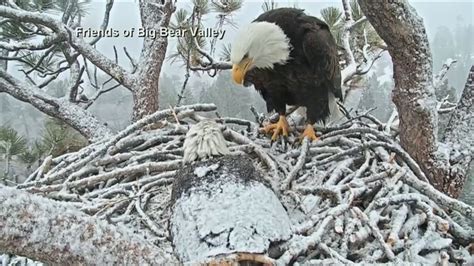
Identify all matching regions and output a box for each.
[281,138,309,190]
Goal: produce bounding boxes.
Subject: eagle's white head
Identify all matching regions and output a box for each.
[230,21,291,85]
[182,120,230,164]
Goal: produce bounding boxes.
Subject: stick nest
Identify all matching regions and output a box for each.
[16,104,474,265]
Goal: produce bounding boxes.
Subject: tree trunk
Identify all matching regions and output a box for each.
[0,185,176,265]
[357,0,472,197]
[442,66,474,196]
[170,155,291,264]
[131,1,174,121]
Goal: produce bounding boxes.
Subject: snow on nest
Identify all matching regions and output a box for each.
[193,163,220,178]
[170,169,292,263]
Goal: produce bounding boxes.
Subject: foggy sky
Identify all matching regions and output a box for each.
[82,0,473,77]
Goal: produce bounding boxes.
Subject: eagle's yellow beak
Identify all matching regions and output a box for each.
[232,57,253,85]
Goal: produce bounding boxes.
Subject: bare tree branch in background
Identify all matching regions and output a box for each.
[358,0,473,198]
[386,59,460,122]
[175,5,199,107]
[168,0,237,106]
[338,0,386,100]
[0,69,111,141]
[434,59,458,89]
[0,1,118,141]
[0,0,177,142]
[169,0,237,74]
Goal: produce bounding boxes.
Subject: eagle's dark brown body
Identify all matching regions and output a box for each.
[244,8,342,124]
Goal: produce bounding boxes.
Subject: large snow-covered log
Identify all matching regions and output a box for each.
[0,185,175,265]
[170,155,291,264]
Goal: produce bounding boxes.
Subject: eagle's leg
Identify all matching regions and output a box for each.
[299,123,319,142]
[262,115,290,141]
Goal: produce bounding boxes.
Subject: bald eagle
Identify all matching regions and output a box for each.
[230,8,342,141]
[182,120,230,164]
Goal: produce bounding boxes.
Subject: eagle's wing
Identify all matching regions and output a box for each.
[300,16,343,101]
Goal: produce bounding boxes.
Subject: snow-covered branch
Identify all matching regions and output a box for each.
[0,6,60,34]
[437,95,457,114]
[342,48,386,84]
[341,0,356,65]
[67,33,135,89]
[179,3,236,76]
[187,33,232,74]
[0,185,175,265]
[433,58,457,89]
[340,0,386,92]
[190,58,233,72]
[0,69,112,142]
[0,5,134,88]
[350,16,368,31]
[0,34,63,51]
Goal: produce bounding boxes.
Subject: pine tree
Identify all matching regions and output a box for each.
[432,26,456,72]
[0,0,91,73]
[357,72,393,121]
[0,126,27,184]
[168,0,242,105]
[320,0,383,61]
[40,118,87,157]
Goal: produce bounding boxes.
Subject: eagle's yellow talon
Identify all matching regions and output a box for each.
[261,115,290,141]
[300,124,319,142]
